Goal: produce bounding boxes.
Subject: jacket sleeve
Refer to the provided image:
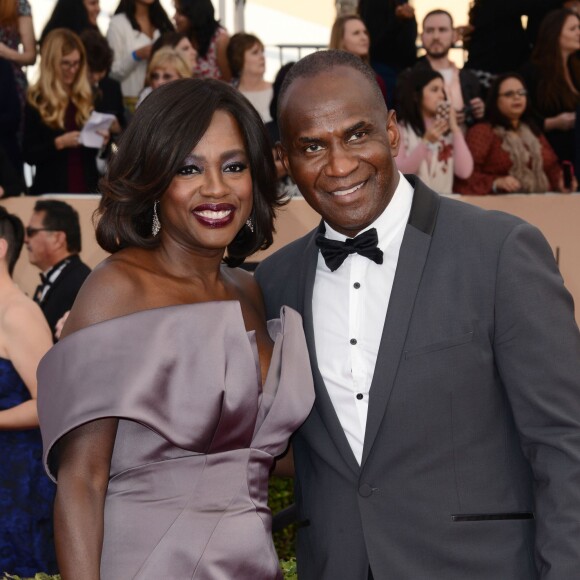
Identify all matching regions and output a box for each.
[493,222,580,578]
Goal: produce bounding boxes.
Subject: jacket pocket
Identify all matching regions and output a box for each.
[451,512,534,522]
[405,331,474,359]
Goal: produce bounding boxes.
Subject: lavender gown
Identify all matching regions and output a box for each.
[38,302,314,579]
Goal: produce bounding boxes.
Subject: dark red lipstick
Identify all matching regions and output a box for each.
[192,203,236,228]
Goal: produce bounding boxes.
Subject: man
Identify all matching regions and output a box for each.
[25,200,91,340]
[255,50,580,579]
[398,9,484,128]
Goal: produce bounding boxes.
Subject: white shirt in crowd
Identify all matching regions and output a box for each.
[312,173,414,464]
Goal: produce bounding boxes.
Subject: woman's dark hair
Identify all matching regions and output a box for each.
[115,0,174,35]
[485,73,541,135]
[151,31,188,59]
[41,0,98,44]
[397,68,443,136]
[97,78,283,267]
[269,61,295,125]
[531,8,580,114]
[175,0,220,58]
[0,206,24,276]
[227,33,263,79]
[80,29,113,73]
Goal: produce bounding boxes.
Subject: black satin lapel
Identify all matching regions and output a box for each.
[361,182,440,467]
[303,223,360,475]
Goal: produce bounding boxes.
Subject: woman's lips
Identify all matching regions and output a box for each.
[192,203,236,228]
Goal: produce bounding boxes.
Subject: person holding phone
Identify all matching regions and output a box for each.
[455,73,575,195]
[395,68,473,194]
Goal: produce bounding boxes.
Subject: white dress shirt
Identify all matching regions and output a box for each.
[312,173,414,464]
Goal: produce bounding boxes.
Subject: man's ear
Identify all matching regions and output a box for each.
[387,109,401,157]
[276,142,292,180]
[52,230,67,252]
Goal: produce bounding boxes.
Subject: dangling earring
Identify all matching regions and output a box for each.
[152,201,161,236]
[245,217,254,233]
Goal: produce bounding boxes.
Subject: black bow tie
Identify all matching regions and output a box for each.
[315,228,384,272]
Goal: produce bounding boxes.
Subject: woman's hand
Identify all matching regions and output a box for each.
[97,129,111,148]
[134,44,153,61]
[493,175,522,193]
[558,173,578,194]
[423,118,449,144]
[55,131,81,150]
[545,112,576,132]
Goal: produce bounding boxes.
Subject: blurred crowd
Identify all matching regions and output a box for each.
[1,0,579,198]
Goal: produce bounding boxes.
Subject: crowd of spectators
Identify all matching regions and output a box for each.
[0,0,579,200]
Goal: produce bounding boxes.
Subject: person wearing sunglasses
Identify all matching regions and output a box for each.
[25,200,90,340]
[455,73,576,195]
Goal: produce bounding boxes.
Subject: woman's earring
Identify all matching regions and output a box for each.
[245,217,254,233]
[152,201,161,236]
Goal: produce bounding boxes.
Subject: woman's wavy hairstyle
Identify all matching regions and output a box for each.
[27,28,93,130]
[0,206,24,276]
[329,15,370,64]
[96,78,284,267]
[175,0,220,58]
[227,33,263,80]
[114,0,173,34]
[485,73,541,135]
[531,8,580,115]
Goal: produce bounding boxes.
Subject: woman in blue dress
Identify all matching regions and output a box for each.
[0,207,57,576]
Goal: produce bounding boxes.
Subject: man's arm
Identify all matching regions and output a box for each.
[493,222,580,578]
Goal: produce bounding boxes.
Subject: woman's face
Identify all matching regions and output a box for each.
[150,65,181,89]
[243,43,265,76]
[341,19,370,58]
[421,77,446,117]
[173,3,190,34]
[176,37,198,70]
[497,77,527,123]
[58,49,82,88]
[83,0,100,26]
[559,15,580,54]
[161,110,253,254]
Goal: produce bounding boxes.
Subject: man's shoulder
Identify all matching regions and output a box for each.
[256,229,316,275]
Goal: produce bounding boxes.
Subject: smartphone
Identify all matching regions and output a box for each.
[436,101,451,121]
[562,160,575,190]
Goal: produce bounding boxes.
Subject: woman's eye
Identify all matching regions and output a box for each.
[224,162,248,173]
[177,164,200,176]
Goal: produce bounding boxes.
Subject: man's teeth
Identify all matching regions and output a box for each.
[332,182,363,196]
[195,210,232,219]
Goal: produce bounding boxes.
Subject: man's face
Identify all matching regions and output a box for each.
[278,66,400,237]
[25,211,58,271]
[422,13,455,59]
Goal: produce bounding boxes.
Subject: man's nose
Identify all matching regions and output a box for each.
[324,145,358,178]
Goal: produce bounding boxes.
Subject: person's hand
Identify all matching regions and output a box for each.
[493,176,521,193]
[109,117,122,134]
[97,129,111,148]
[54,311,70,340]
[134,44,153,61]
[423,118,449,144]
[551,112,576,131]
[454,108,466,126]
[469,97,485,120]
[55,131,81,150]
[0,41,9,59]
[395,4,415,19]
[557,173,578,194]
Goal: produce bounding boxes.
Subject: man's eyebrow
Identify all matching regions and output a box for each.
[296,121,369,144]
[345,121,367,134]
[297,135,324,144]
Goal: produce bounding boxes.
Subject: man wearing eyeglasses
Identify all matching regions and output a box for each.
[25,200,90,341]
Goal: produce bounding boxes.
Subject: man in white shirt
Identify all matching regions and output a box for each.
[255,50,580,580]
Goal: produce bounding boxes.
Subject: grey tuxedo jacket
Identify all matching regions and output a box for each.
[255,177,580,580]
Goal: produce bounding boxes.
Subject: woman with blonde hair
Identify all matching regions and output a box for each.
[136,46,191,107]
[329,13,387,101]
[23,28,103,195]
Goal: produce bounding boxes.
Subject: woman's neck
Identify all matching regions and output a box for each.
[238,72,267,91]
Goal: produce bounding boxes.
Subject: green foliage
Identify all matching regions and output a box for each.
[2,575,61,580]
[280,557,298,579]
[268,475,297,562]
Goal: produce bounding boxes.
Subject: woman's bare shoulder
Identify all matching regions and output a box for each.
[62,249,152,337]
[224,266,265,317]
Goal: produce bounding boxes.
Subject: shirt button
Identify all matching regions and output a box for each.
[356,393,363,400]
[350,338,357,345]
[353,282,361,289]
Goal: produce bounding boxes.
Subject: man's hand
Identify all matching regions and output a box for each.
[469,97,485,120]
[395,4,415,20]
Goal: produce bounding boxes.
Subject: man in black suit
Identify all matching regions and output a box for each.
[25,200,91,340]
[255,50,580,579]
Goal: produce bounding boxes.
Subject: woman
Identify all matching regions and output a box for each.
[329,14,388,101]
[37,78,314,579]
[174,0,231,80]
[23,28,103,195]
[136,46,191,106]
[227,32,272,122]
[0,207,57,576]
[151,30,198,73]
[41,0,100,43]
[395,68,473,194]
[521,8,580,167]
[107,0,173,112]
[455,73,573,195]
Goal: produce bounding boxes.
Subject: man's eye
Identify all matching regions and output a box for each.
[305,144,323,153]
[177,164,200,176]
[224,162,248,173]
[348,132,366,142]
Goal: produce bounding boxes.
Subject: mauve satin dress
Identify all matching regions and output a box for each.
[37,302,314,579]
